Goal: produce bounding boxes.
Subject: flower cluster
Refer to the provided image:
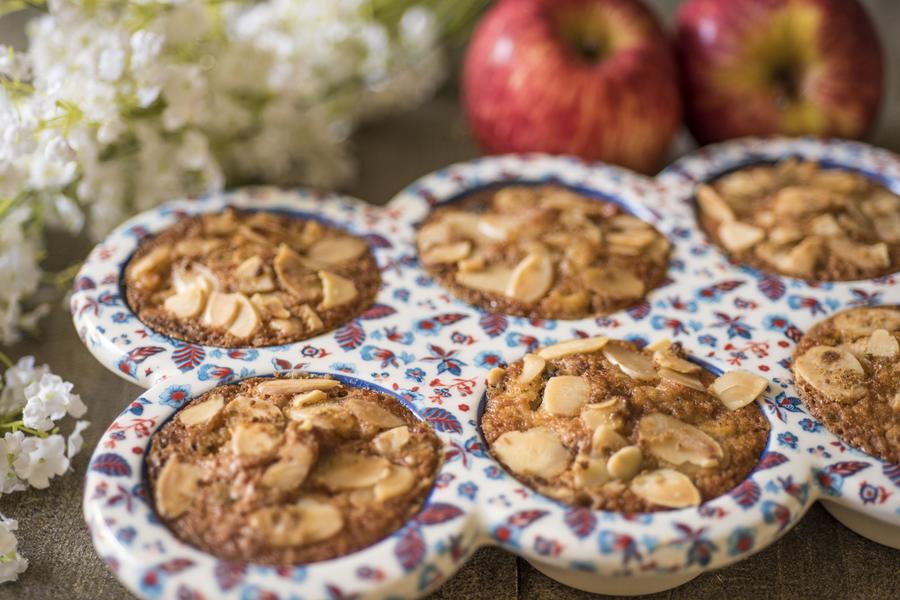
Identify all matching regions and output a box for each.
[0,355,88,581]
[0,0,479,344]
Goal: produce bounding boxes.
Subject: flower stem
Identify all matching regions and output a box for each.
[0,420,51,438]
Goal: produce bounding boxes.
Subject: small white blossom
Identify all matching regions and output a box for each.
[0,515,27,583]
[23,373,85,432]
[0,357,49,418]
[0,432,26,494]
[67,420,90,459]
[13,434,69,489]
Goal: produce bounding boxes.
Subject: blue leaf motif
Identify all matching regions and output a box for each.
[421,407,463,434]
[91,453,132,477]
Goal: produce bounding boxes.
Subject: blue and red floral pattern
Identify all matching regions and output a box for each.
[82,138,899,599]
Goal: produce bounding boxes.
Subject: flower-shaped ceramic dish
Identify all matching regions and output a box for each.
[81,138,900,599]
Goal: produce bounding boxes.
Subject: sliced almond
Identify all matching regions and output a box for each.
[313,450,390,490]
[204,211,239,235]
[289,390,328,409]
[155,458,204,519]
[374,465,416,501]
[250,293,291,319]
[344,397,404,429]
[257,378,340,396]
[249,501,343,547]
[174,238,221,258]
[234,255,276,294]
[274,243,322,302]
[492,427,571,479]
[646,338,673,353]
[653,347,700,374]
[658,368,706,391]
[773,186,832,216]
[225,395,283,423]
[288,402,357,435]
[607,229,658,251]
[718,221,764,253]
[416,221,452,251]
[230,423,281,458]
[580,398,624,430]
[591,425,627,456]
[866,329,899,357]
[457,255,485,273]
[270,318,302,336]
[173,263,217,294]
[456,266,513,295]
[228,294,261,338]
[538,336,608,360]
[421,241,472,265]
[573,456,610,488]
[178,395,224,427]
[709,370,769,410]
[809,214,843,237]
[768,226,804,245]
[505,251,553,304]
[782,236,823,277]
[297,304,324,332]
[131,246,171,279]
[236,225,272,247]
[541,375,590,416]
[164,287,207,319]
[609,214,652,230]
[696,184,735,222]
[495,186,539,211]
[794,345,867,403]
[486,367,507,385]
[638,413,723,468]
[307,236,368,266]
[581,266,644,300]
[603,344,657,381]
[318,270,358,309]
[518,353,546,384]
[261,444,314,491]
[203,292,241,328]
[833,307,900,338]
[606,445,642,480]
[373,426,411,456]
[630,468,701,508]
[827,237,890,269]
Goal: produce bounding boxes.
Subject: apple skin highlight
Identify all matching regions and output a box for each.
[676,0,883,145]
[462,0,682,175]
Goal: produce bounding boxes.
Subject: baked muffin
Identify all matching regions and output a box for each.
[416,185,670,319]
[147,374,442,563]
[696,159,900,281]
[793,306,900,463]
[124,209,380,347]
[481,337,770,511]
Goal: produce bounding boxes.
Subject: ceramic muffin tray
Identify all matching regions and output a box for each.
[75,137,900,599]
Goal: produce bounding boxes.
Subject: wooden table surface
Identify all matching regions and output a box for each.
[2,1,900,597]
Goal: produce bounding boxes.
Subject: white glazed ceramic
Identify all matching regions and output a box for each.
[80,138,900,599]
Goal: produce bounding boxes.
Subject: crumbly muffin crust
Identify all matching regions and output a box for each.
[147,374,442,564]
[416,185,671,319]
[124,209,380,347]
[792,306,900,463]
[481,337,770,512]
[696,159,900,281]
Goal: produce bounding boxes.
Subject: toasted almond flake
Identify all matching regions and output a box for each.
[416,221,452,250]
[773,186,832,216]
[274,243,321,301]
[374,465,416,501]
[505,251,553,304]
[603,344,657,381]
[794,345,867,403]
[131,246,171,279]
[164,287,207,319]
[709,370,769,410]
[318,270,358,309]
[178,396,224,427]
[606,445,642,480]
[630,468,701,508]
[696,184,735,222]
[768,226,804,245]
[809,214,843,237]
[289,390,328,408]
[345,397,405,429]
[250,293,291,319]
[827,237,890,269]
[173,263,217,294]
[299,220,325,248]
[457,255,485,273]
[563,239,599,268]
[230,423,281,458]
[486,367,506,385]
[421,241,472,265]
[313,450,390,490]
[580,398,623,430]
[653,348,700,374]
[478,215,516,241]
[174,238,221,257]
[306,236,368,266]
[866,329,899,357]
[236,225,271,247]
[718,221,765,252]
[518,353,546,384]
[541,375,590,416]
[833,307,900,338]
[261,445,314,491]
[203,292,241,328]
[228,294,261,338]
[234,255,275,294]
[607,229,657,250]
[581,266,645,300]
[456,266,513,295]
[658,368,706,392]
[225,395,283,422]
[609,214,652,230]
[249,501,343,547]
[155,458,204,519]
[297,304,324,332]
[874,213,900,243]
[288,402,357,435]
[373,426,411,455]
[573,456,610,488]
[591,425,627,456]
[257,378,340,396]
[782,236,823,277]
[646,338,672,353]
[204,211,239,235]
[270,318,302,335]
[493,427,571,479]
[638,413,723,467]
[538,336,608,360]
[495,186,539,211]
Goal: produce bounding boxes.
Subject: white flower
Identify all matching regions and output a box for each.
[13,434,69,489]
[22,373,84,432]
[66,420,90,459]
[0,432,26,494]
[0,514,27,583]
[0,357,49,418]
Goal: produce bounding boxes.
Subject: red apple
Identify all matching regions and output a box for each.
[462,0,682,174]
[677,0,883,145]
